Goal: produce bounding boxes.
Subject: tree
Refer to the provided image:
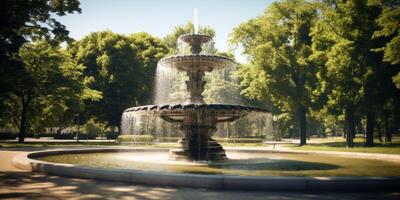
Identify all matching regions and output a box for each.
[312,0,399,147]
[371,0,400,143]
[71,31,141,132]
[0,0,81,96]
[128,32,169,104]
[16,41,95,142]
[72,31,168,132]
[372,0,400,88]
[231,0,318,145]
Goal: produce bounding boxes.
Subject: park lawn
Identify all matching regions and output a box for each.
[289,142,400,154]
[0,141,119,148]
[0,141,269,148]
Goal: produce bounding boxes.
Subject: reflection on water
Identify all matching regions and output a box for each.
[39,151,400,177]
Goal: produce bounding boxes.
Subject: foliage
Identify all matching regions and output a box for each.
[84,118,105,136]
[231,0,318,145]
[371,0,400,88]
[13,41,98,142]
[128,32,170,104]
[311,0,399,146]
[0,0,81,98]
[70,31,168,131]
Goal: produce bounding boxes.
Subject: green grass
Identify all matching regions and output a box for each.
[0,141,119,148]
[289,142,400,154]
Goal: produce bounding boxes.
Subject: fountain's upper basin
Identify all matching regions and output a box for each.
[178,34,212,44]
[159,55,235,72]
[123,104,269,123]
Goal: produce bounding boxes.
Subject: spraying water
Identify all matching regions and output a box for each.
[193,8,199,34]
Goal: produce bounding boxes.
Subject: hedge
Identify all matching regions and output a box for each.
[117,135,154,143]
[53,134,74,140]
[105,132,120,139]
[0,133,17,140]
[76,133,97,140]
[214,138,263,143]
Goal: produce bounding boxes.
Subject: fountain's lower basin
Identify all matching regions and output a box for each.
[13,148,400,191]
[36,149,400,177]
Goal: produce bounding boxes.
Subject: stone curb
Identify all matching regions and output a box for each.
[12,148,400,192]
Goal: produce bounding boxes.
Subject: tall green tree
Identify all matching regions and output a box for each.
[372,0,400,88]
[231,0,318,145]
[71,31,142,132]
[371,0,400,142]
[0,0,81,96]
[312,0,398,146]
[16,41,94,142]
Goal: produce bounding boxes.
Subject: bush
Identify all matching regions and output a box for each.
[76,133,97,140]
[84,119,104,136]
[24,133,34,138]
[33,133,52,138]
[157,137,180,142]
[53,134,74,140]
[0,133,16,140]
[105,132,120,139]
[39,133,55,138]
[117,135,154,143]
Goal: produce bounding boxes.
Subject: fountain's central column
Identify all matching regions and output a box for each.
[185,71,206,104]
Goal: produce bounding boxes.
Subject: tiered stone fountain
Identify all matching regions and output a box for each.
[122,33,268,161]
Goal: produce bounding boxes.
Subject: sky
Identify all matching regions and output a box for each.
[54,0,274,63]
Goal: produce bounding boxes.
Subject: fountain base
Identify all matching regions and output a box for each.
[169,138,227,161]
[168,124,227,161]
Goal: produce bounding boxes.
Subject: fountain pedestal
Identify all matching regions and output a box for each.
[169,124,226,161]
[163,110,226,161]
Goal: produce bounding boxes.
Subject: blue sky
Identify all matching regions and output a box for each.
[55,0,274,62]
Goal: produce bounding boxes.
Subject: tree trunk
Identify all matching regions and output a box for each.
[18,96,30,143]
[298,105,307,146]
[385,118,392,142]
[345,107,355,147]
[365,111,375,146]
[377,121,383,142]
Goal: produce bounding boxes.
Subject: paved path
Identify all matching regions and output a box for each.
[1,148,400,200]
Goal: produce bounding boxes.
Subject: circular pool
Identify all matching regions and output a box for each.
[13,148,400,191]
[37,150,400,177]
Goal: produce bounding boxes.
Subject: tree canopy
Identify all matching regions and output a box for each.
[71,31,168,131]
[231,0,318,145]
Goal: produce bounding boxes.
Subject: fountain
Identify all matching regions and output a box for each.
[121,18,268,161]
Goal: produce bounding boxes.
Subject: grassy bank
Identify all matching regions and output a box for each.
[289,142,400,154]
